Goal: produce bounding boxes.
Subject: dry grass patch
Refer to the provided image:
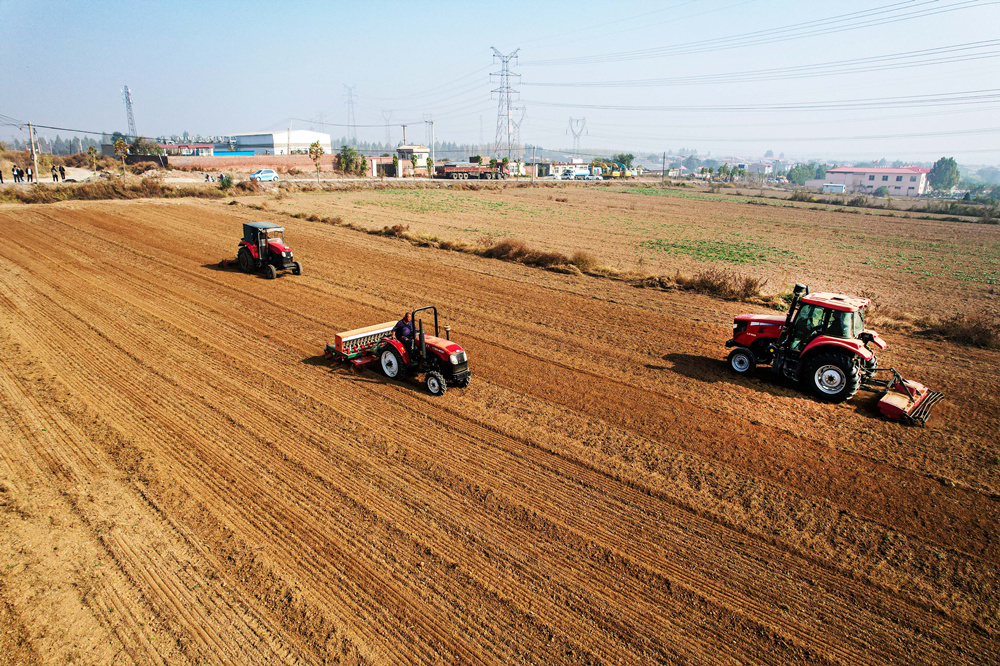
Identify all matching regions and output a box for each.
[921,312,1000,349]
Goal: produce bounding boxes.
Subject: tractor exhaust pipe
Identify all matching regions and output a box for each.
[444,325,451,341]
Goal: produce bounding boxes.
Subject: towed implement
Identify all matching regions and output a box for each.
[725,283,943,425]
[324,306,471,396]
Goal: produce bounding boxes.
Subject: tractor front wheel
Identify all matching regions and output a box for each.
[264,264,277,280]
[807,352,861,403]
[237,247,254,273]
[727,347,756,376]
[292,261,302,276]
[425,371,447,396]
[379,347,407,379]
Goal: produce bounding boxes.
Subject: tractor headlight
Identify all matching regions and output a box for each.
[449,351,467,364]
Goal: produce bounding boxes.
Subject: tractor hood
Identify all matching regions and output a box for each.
[735,314,786,326]
[424,335,464,355]
[267,239,291,253]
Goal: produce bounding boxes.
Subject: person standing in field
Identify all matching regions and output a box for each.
[52,166,58,182]
[59,165,66,181]
[26,166,32,182]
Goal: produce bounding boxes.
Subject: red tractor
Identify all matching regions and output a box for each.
[725,283,943,424]
[324,306,471,396]
[221,221,302,279]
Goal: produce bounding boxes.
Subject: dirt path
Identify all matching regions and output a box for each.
[0,199,997,664]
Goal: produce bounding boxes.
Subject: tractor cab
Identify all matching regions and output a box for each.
[785,292,870,353]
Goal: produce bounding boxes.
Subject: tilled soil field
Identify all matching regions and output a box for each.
[247,186,1000,319]
[0,198,998,665]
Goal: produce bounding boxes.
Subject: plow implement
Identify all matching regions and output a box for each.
[863,368,945,426]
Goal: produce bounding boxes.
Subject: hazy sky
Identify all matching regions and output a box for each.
[3,0,1000,164]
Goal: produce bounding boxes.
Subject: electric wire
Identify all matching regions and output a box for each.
[523,40,1000,88]
[523,0,994,65]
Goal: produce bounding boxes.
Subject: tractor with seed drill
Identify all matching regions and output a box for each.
[725,283,943,424]
[324,306,471,396]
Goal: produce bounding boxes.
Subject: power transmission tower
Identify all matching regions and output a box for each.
[122,84,138,142]
[382,110,393,149]
[511,106,527,159]
[567,117,587,153]
[490,47,520,161]
[344,85,357,144]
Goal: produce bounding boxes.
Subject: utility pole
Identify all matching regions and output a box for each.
[287,120,291,155]
[661,152,666,185]
[425,120,435,165]
[490,47,520,163]
[401,124,407,146]
[27,122,38,182]
[531,144,535,184]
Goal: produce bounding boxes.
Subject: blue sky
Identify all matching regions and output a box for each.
[3,0,1000,164]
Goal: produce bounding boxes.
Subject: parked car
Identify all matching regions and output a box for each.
[584,174,602,181]
[250,169,279,182]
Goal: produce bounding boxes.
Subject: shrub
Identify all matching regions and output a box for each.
[233,179,260,194]
[477,237,570,268]
[569,250,599,272]
[922,312,999,349]
[675,268,767,301]
[381,224,409,237]
[218,173,234,189]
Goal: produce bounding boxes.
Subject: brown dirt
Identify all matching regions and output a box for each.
[0,197,997,664]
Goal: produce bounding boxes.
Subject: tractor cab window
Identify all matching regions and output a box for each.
[790,304,865,350]
[789,303,826,351]
[266,230,284,241]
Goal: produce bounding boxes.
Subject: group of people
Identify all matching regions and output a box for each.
[6,165,33,183]
[2,164,66,184]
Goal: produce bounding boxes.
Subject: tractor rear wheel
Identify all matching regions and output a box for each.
[807,352,861,403]
[425,371,447,396]
[379,348,407,379]
[237,247,254,273]
[292,261,302,276]
[727,347,756,376]
[264,264,277,280]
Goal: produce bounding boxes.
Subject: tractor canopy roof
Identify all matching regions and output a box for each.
[801,292,870,312]
[243,221,284,242]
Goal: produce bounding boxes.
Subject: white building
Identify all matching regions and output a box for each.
[231,130,332,156]
[396,145,430,164]
[822,166,930,197]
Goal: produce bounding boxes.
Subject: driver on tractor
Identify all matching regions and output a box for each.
[392,312,415,355]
